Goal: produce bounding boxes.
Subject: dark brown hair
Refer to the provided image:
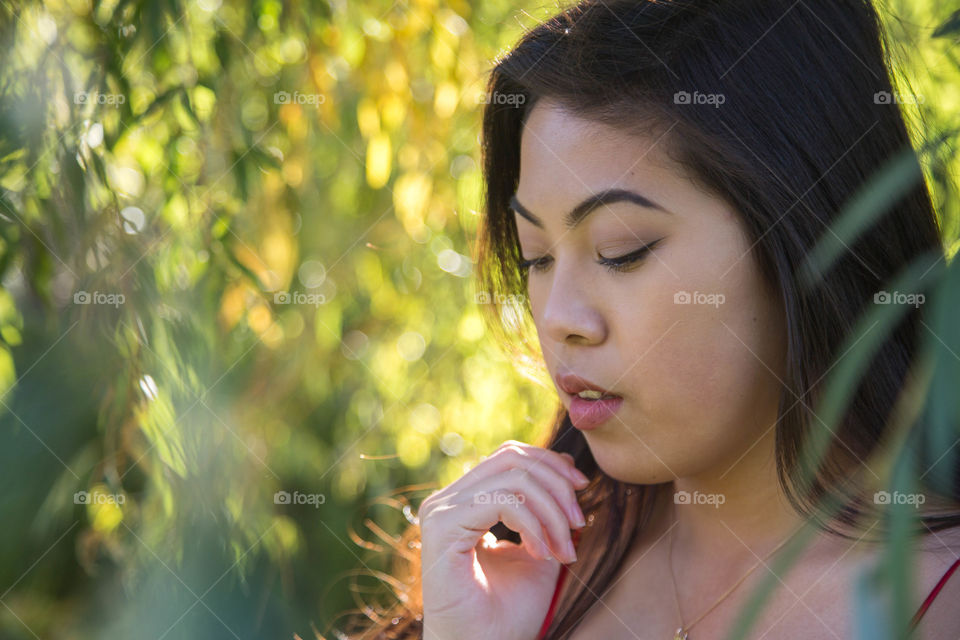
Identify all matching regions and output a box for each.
[323,1,960,638]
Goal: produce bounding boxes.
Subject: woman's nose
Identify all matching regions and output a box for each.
[539,265,607,346]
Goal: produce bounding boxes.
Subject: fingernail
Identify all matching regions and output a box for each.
[564,539,577,562]
[538,540,552,560]
[573,508,586,528]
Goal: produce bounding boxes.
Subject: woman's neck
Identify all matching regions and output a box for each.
[672,430,803,554]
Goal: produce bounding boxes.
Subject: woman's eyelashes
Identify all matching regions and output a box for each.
[519,238,664,274]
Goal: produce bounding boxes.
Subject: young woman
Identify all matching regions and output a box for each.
[331,1,960,639]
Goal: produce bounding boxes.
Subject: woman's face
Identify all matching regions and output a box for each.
[513,99,787,485]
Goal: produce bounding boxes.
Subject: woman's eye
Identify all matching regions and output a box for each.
[597,238,664,273]
[520,238,663,275]
[519,256,552,273]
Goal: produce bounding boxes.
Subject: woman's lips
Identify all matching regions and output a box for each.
[555,372,616,397]
[568,394,623,430]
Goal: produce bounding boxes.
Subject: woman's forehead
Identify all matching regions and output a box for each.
[520,100,681,179]
[516,104,698,221]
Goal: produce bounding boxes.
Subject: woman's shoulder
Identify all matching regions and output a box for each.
[912,524,960,640]
[900,526,960,640]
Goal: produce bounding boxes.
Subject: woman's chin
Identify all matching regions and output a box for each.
[585,442,678,485]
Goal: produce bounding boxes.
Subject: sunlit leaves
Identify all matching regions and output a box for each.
[0,0,573,636]
[365,132,392,188]
[134,387,187,478]
[933,9,960,39]
[393,171,433,236]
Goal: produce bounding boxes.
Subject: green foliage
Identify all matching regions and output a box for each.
[725,4,960,639]
[1,1,958,639]
[0,1,556,637]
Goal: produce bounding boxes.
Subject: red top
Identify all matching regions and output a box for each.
[909,554,960,631]
[535,540,960,640]
[536,528,581,640]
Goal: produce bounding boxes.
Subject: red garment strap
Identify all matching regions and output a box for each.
[535,528,582,640]
[536,563,569,640]
[538,540,957,637]
[909,555,960,631]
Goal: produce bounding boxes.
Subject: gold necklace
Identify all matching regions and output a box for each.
[667,518,799,640]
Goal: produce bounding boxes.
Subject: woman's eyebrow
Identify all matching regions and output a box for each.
[508,188,672,230]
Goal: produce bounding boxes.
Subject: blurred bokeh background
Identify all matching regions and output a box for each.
[0,1,957,638]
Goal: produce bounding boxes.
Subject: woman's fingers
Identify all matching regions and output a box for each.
[488,441,589,486]
[421,441,588,512]
[515,457,587,528]
[417,441,589,565]
[462,468,579,563]
[417,441,592,640]
[421,484,555,562]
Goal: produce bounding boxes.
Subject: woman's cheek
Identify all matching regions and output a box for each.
[625,302,752,421]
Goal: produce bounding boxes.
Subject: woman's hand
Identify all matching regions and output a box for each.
[418,440,590,640]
